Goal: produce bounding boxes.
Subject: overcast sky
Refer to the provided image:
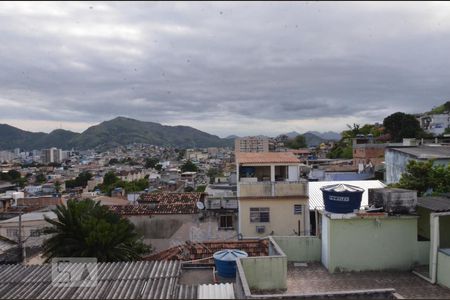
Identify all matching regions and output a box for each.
[1,2,450,137]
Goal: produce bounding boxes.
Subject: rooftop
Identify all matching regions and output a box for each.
[418,196,450,212]
[236,152,300,164]
[0,260,183,299]
[389,145,450,159]
[144,239,269,263]
[109,192,202,215]
[0,211,56,224]
[281,262,450,299]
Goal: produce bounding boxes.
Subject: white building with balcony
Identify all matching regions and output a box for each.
[236,152,310,237]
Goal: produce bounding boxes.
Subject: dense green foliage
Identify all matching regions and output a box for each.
[43,199,150,262]
[144,157,159,169]
[383,112,422,142]
[0,170,27,187]
[65,171,93,189]
[285,135,307,149]
[429,101,450,114]
[35,173,47,184]
[195,185,206,192]
[207,168,220,184]
[181,160,198,172]
[396,160,450,196]
[97,171,149,195]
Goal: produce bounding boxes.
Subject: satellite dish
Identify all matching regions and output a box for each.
[196,201,205,210]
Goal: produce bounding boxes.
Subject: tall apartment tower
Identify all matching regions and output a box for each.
[234,137,270,153]
[41,147,63,164]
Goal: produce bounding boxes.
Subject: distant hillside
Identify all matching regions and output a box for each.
[0,117,233,151]
[302,132,325,147]
[428,101,450,115]
[307,131,341,141]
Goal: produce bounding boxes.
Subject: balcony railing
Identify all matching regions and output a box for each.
[238,180,307,197]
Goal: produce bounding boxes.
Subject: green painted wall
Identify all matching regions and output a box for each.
[417,207,431,240]
[272,236,321,262]
[416,241,430,266]
[327,216,419,273]
[440,216,450,248]
[240,256,287,290]
[437,251,450,289]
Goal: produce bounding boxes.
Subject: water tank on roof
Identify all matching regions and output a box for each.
[213,249,248,278]
[321,184,364,213]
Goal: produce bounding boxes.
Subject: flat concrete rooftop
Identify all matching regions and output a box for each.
[283,262,450,299]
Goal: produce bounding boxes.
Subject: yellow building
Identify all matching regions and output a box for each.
[236,152,309,237]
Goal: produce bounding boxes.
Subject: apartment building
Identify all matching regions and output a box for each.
[234,137,271,153]
[41,147,63,164]
[236,152,309,237]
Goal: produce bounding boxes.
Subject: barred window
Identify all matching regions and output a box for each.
[6,229,18,238]
[294,205,303,215]
[250,207,270,223]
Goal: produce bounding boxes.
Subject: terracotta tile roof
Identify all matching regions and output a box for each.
[143,239,269,263]
[108,192,202,215]
[289,149,311,155]
[236,152,300,164]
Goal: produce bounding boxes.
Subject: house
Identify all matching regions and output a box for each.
[109,192,236,252]
[385,145,450,184]
[234,136,271,153]
[236,152,309,237]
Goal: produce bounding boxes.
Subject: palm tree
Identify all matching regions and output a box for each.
[43,199,150,262]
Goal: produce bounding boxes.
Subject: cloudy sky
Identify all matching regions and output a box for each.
[1,2,450,137]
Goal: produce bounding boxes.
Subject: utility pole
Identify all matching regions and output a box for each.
[18,207,23,263]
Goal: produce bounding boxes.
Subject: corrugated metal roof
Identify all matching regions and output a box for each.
[418,196,450,212]
[236,152,300,164]
[198,283,234,299]
[308,180,386,210]
[0,260,181,299]
[176,284,198,299]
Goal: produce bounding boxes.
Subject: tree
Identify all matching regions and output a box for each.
[103,171,119,186]
[35,173,47,184]
[145,157,159,169]
[285,135,307,149]
[154,164,162,171]
[54,181,62,193]
[396,160,450,196]
[181,160,198,172]
[207,168,220,184]
[65,171,92,189]
[383,112,422,142]
[43,199,150,262]
[108,158,119,165]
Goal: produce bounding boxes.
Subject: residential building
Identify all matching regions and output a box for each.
[236,152,309,237]
[109,192,235,252]
[385,145,450,184]
[352,140,386,171]
[234,136,270,153]
[418,113,450,136]
[41,147,63,164]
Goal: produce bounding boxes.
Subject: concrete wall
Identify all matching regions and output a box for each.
[239,181,307,197]
[326,215,420,273]
[437,251,450,289]
[127,214,194,239]
[239,198,309,237]
[240,256,287,291]
[272,236,321,262]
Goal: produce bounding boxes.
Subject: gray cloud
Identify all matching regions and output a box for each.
[1,2,450,137]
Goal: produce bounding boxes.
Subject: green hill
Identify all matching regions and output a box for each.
[0,117,233,151]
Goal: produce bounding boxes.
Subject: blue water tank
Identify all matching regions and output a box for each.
[213,249,248,278]
[321,184,364,213]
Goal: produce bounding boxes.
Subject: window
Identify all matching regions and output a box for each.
[6,228,18,238]
[294,205,302,215]
[219,215,233,229]
[250,207,270,223]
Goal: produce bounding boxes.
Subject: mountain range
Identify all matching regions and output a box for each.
[0,117,233,151]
